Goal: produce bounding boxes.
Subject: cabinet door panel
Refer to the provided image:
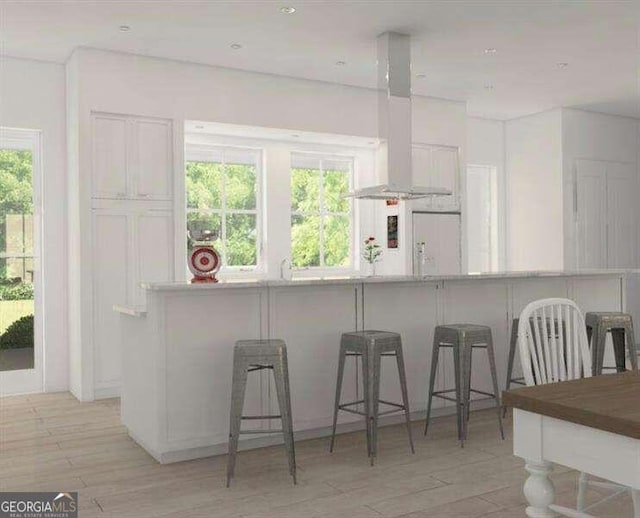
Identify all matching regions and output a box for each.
[412,145,460,210]
[134,119,172,199]
[606,163,637,268]
[93,211,129,387]
[92,115,128,198]
[135,211,174,306]
[576,160,607,269]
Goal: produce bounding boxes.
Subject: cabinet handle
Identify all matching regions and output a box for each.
[118,192,126,198]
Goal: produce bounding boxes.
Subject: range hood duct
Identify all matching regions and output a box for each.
[346,32,452,200]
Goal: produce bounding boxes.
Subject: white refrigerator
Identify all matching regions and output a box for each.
[412,212,462,276]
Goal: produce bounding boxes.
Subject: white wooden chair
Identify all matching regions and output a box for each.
[517,298,639,518]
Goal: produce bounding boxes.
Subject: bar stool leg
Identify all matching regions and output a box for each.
[424,330,441,436]
[369,349,382,466]
[394,345,415,454]
[452,342,463,445]
[503,319,518,417]
[459,341,473,446]
[273,355,297,484]
[227,357,249,487]
[486,332,505,440]
[626,323,638,371]
[361,349,372,459]
[595,325,608,376]
[329,340,347,452]
[611,328,628,372]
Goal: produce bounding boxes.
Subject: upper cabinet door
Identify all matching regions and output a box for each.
[606,162,637,268]
[576,159,607,269]
[133,118,173,200]
[411,144,460,210]
[92,115,128,199]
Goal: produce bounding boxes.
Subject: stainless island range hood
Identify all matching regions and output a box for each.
[346,32,451,200]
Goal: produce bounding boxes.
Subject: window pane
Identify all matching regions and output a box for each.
[187,212,222,254]
[324,170,350,213]
[226,214,257,267]
[324,215,350,267]
[225,163,257,210]
[0,148,35,372]
[291,215,320,267]
[291,168,320,213]
[186,161,222,210]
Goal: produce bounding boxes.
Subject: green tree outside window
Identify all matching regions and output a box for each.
[186,148,260,268]
[291,156,352,268]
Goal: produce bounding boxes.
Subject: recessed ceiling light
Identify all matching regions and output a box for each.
[335,60,346,66]
[230,43,242,50]
[484,48,497,54]
[280,6,296,14]
[416,73,427,79]
[556,62,569,69]
[118,25,131,32]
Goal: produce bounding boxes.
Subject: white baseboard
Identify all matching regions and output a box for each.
[94,385,121,399]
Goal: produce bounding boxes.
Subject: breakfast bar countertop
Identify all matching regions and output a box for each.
[139,269,634,291]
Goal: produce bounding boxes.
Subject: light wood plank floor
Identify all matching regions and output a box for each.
[0,393,634,517]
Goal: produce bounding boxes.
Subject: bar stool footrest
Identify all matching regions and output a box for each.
[239,429,284,435]
[241,415,282,420]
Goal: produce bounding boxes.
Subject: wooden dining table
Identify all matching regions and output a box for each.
[503,371,640,517]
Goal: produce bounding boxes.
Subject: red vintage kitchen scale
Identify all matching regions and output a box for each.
[187,229,221,283]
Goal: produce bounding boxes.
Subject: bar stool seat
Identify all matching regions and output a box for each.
[226,339,296,486]
[425,324,504,447]
[329,330,414,465]
[585,312,638,375]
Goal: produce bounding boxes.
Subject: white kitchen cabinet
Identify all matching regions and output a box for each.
[576,159,637,268]
[92,114,128,198]
[91,113,173,200]
[411,144,460,210]
[91,207,175,394]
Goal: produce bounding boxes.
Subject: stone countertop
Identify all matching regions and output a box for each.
[138,269,632,291]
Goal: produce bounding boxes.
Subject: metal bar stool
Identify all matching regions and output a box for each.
[585,312,638,376]
[329,330,414,465]
[424,324,504,447]
[227,339,296,487]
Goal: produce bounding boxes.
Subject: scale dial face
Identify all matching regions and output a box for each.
[188,245,221,278]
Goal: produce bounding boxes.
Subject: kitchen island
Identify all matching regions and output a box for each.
[116,271,627,463]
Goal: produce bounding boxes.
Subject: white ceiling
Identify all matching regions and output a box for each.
[1,0,638,120]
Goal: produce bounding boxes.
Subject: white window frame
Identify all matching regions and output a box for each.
[290,152,355,274]
[185,143,263,273]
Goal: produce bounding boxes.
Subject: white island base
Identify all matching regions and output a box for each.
[116,271,627,463]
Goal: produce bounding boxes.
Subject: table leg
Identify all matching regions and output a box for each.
[523,460,555,518]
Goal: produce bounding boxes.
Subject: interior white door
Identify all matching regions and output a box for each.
[606,162,637,268]
[412,212,461,275]
[576,159,607,269]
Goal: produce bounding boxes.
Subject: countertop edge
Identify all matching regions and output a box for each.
[140,270,634,292]
[113,304,147,317]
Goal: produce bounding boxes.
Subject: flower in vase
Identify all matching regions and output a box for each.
[363,236,382,264]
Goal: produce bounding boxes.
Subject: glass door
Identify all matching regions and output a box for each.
[0,128,42,395]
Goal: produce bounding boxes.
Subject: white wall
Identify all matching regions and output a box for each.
[467,117,505,270]
[67,48,467,398]
[0,56,68,392]
[505,109,564,270]
[561,108,640,268]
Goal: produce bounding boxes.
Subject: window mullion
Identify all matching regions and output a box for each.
[319,160,325,267]
[221,151,227,266]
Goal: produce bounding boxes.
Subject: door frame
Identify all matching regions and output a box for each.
[0,127,44,395]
